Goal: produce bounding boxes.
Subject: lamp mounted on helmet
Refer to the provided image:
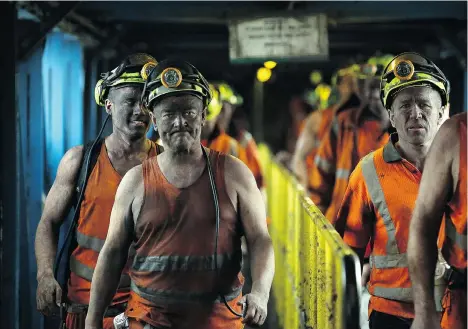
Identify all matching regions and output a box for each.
[380,52,450,109]
[141,59,212,110]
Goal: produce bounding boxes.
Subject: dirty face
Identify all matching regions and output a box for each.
[105,85,150,140]
[151,94,205,154]
[389,86,444,145]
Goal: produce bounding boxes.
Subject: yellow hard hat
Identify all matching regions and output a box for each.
[141,59,211,109]
[212,82,244,106]
[380,52,450,109]
[206,84,223,121]
[94,53,157,106]
[331,64,358,86]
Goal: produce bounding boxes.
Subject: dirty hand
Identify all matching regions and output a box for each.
[237,292,268,326]
[361,262,371,287]
[36,272,62,316]
[410,313,442,329]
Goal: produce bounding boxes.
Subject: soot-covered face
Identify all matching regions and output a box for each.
[105,85,150,139]
[151,94,205,154]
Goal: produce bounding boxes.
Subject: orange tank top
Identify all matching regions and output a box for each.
[67,141,159,305]
[126,150,244,328]
[442,114,467,270]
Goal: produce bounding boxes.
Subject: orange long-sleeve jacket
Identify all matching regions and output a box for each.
[305,107,335,187]
[308,106,390,222]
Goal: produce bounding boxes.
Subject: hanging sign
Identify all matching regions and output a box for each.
[229,14,329,63]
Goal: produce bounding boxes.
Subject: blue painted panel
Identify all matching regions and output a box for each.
[42,32,85,181]
[17,46,44,329]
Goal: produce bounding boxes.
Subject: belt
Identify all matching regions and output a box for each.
[67,302,128,318]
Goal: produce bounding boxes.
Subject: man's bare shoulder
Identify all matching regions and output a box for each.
[121,164,144,190]
[223,153,256,188]
[56,145,85,182]
[433,113,464,152]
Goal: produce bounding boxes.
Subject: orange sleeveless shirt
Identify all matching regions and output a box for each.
[67,141,159,305]
[126,150,244,329]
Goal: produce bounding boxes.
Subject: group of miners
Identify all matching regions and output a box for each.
[33,51,466,329]
[290,52,466,329]
[35,54,274,329]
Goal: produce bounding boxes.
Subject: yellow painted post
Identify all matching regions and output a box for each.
[325,241,335,329]
[316,213,327,329]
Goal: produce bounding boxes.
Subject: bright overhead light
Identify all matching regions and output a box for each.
[264,61,277,69]
[257,67,272,83]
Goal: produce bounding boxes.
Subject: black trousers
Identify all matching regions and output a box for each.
[369,310,413,329]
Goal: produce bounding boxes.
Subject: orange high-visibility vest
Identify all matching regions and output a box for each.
[309,106,389,222]
[126,150,244,328]
[335,135,445,319]
[67,142,160,306]
[202,131,248,168]
[306,107,335,186]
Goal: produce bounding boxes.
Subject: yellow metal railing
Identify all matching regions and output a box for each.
[258,144,361,329]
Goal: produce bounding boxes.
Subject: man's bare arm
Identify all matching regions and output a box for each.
[35,146,83,314]
[35,146,83,278]
[225,156,274,325]
[226,157,274,293]
[292,111,321,187]
[85,166,143,328]
[408,118,458,318]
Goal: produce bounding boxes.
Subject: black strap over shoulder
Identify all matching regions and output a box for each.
[56,138,105,302]
[74,138,104,207]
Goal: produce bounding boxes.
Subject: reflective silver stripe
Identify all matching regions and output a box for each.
[76,231,104,253]
[361,153,399,254]
[130,281,243,304]
[372,287,413,302]
[132,253,240,272]
[336,168,350,180]
[240,132,253,148]
[70,256,130,288]
[229,139,238,158]
[76,231,136,257]
[446,217,467,250]
[370,253,408,269]
[314,155,334,173]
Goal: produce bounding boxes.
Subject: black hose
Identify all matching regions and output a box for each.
[203,146,244,318]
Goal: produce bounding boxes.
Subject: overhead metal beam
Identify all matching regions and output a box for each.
[17,1,80,61]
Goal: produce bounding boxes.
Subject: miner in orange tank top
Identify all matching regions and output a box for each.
[85,59,275,329]
[35,53,163,329]
[409,112,467,329]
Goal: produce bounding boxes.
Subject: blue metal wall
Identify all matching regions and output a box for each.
[17,44,45,329]
[16,31,86,329]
